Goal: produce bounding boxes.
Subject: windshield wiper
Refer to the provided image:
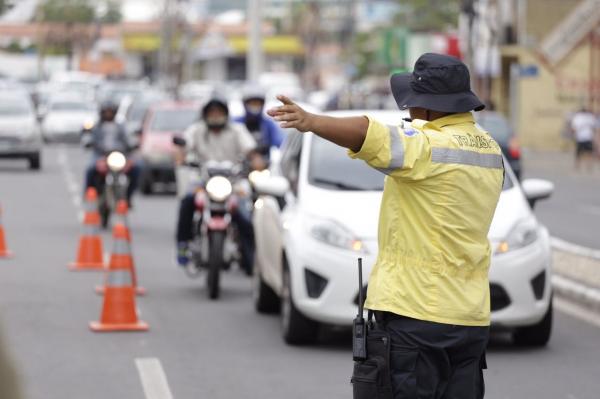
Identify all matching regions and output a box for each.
[312,177,369,191]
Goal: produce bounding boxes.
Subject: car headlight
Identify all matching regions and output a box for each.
[308,218,368,254]
[496,218,539,254]
[107,151,127,172]
[205,176,233,202]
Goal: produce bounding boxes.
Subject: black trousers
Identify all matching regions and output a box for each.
[375,312,488,399]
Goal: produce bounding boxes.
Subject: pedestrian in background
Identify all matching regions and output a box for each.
[269,53,503,399]
[570,107,598,172]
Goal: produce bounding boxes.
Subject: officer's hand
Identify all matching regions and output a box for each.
[267,95,313,132]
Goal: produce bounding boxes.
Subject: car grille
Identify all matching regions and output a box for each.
[490,283,511,311]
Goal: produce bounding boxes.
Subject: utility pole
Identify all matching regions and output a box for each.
[247,0,264,82]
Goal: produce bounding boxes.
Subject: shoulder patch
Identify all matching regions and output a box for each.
[403,127,419,137]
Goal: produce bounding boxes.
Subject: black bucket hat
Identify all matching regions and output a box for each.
[390,53,485,113]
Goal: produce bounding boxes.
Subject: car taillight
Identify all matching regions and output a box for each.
[508,137,521,159]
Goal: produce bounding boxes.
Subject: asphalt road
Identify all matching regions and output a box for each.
[523,150,600,250]
[0,146,599,399]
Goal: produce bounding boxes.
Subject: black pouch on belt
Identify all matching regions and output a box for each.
[351,310,393,399]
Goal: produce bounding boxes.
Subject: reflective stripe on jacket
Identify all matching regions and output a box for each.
[349,112,504,326]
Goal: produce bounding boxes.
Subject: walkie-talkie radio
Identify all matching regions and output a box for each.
[351,258,393,399]
[352,258,367,361]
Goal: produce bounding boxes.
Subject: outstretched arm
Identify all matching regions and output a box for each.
[267,95,368,153]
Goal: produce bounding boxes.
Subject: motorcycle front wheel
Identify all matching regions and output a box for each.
[207,231,225,300]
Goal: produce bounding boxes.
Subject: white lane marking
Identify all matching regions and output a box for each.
[57,146,84,222]
[135,358,175,399]
[550,236,600,261]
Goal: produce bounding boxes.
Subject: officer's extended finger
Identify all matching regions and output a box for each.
[274,113,298,122]
[277,95,294,106]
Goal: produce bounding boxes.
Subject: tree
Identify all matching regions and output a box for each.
[394,0,462,32]
[39,0,96,70]
[100,0,122,24]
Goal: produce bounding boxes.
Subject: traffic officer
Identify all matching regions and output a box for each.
[268,53,504,399]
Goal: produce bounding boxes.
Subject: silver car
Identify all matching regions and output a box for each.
[0,90,42,170]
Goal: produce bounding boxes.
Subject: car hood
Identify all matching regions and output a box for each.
[300,184,383,240]
[141,132,176,154]
[0,115,36,136]
[300,183,532,243]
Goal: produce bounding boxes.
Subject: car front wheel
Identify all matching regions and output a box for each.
[29,153,41,170]
[281,257,318,345]
[513,297,553,347]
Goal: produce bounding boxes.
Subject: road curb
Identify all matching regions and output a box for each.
[552,275,600,312]
[551,237,600,261]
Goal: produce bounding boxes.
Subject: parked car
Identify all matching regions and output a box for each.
[252,110,554,347]
[41,94,97,143]
[139,101,200,194]
[0,89,42,169]
[476,111,522,179]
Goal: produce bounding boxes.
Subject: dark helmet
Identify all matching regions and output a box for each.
[99,100,118,121]
[201,93,229,119]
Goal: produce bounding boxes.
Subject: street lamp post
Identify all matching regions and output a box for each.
[247,0,264,82]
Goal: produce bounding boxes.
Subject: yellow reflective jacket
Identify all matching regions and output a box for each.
[349,112,504,326]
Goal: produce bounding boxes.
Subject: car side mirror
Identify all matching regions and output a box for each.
[253,176,290,198]
[521,178,554,209]
[172,136,187,146]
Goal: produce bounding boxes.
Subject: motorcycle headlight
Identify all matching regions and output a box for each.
[496,218,539,254]
[206,176,233,202]
[107,151,127,172]
[308,218,368,254]
[82,119,95,130]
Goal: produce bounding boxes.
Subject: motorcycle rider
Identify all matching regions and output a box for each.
[84,100,140,206]
[234,84,284,161]
[175,95,257,274]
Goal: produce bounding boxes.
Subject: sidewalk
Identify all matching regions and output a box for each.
[552,248,600,312]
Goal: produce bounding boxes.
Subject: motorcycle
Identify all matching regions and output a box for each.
[94,151,132,228]
[173,136,253,299]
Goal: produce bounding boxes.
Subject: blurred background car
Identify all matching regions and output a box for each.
[0,89,42,170]
[115,88,171,137]
[41,94,97,143]
[96,80,148,105]
[252,110,553,346]
[476,111,522,179]
[139,100,200,194]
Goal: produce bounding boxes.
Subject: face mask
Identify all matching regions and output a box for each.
[206,117,227,131]
[245,104,263,116]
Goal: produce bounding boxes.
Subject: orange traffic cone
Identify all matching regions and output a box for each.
[95,214,145,295]
[90,224,149,332]
[69,188,104,271]
[0,205,13,258]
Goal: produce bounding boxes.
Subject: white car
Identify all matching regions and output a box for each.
[252,110,554,346]
[0,89,42,169]
[41,95,97,143]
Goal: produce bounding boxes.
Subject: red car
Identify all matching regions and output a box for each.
[139,101,200,194]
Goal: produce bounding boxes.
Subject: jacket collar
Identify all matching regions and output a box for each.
[411,112,475,131]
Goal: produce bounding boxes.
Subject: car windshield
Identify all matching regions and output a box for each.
[50,101,92,112]
[308,135,385,191]
[150,109,198,132]
[0,98,32,115]
[477,114,512,144]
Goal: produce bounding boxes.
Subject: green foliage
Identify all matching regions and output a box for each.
[40,0,95,24]
[394,0,462,32]
[100,0,122,24]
